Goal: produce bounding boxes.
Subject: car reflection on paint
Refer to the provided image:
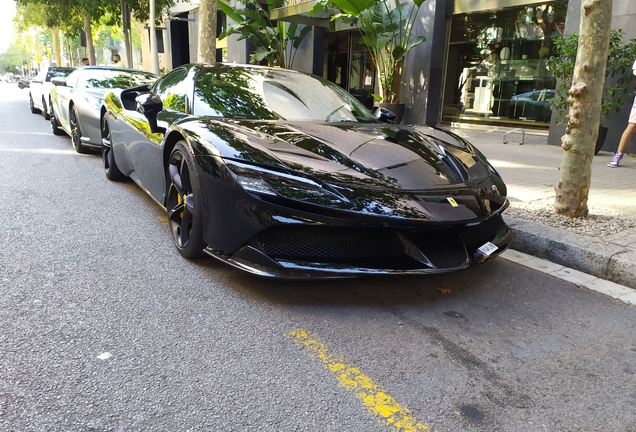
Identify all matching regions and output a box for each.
[508,89,554,122]
[101,63,512,278]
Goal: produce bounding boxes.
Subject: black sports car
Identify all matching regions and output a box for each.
[50,66,158,153]
[101,63,511,278]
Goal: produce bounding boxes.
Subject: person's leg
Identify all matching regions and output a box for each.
[608,123,635,167]
[617,122,636,153]
[608,99,636,167]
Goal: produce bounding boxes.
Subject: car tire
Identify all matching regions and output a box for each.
[101,115,125,181]
[166,141,206,259]
[29,94,40,114]
[70,105,89,154]
[42,97,50,120]
[50,106,65,136]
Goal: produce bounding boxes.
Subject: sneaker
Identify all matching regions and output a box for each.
[608,152,623,167]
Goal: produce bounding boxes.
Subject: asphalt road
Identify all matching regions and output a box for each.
[1,81,635,432]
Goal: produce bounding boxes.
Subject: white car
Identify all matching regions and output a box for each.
[29,66,75,120]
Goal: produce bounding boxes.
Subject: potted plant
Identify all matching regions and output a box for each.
[547,29,636,154]
[312,0,426,123]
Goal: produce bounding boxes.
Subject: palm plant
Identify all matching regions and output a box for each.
[218,0,311,69]
[313,0,426,103]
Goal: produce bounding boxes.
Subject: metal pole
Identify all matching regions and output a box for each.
[149,0,160,74]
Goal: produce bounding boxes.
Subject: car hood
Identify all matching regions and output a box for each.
[190,120,494,190]
[186,120,507,221]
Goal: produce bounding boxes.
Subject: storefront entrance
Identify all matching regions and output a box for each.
[325,31,376,109]
[442,1,568,128]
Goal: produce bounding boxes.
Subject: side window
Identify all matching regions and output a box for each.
[152,68,190,113]
[65,71,79,88]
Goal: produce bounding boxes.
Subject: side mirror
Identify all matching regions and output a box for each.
[136,93,164,133]
[51,77,67,87]
[371,106,398,124]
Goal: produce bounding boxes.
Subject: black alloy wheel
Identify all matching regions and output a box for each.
[29,94,40,114]
[42,97,50,120]
[70,105,89,154]
[166,141,206,259]
[50,106,64,136]
[101,115,125,181]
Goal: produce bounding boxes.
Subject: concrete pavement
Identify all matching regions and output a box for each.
[444,124,636,291]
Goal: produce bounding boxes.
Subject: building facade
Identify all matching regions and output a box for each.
[159,0,636,151]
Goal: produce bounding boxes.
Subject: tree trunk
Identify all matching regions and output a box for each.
[84,14,96,65]
[554,0,612,218]
[197,0,217,63]
[51,28,62,66]
[121,0,133,68]
[65,34,73,67]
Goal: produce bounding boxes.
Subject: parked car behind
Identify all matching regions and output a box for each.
[508,89,554,122]
[18,77,31,89]
[29,66,75,120]
[49,66,158,153]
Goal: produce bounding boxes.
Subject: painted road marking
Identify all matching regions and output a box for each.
[285,329,430,431]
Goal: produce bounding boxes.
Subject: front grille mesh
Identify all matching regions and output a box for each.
[253,215,507,269]
[257,226,405,259]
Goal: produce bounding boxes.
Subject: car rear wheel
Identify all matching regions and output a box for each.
[50,106,64,136]
[166,141,206,259]
[42,97,50,120]
[70,105,89,154]
[101,115,125,181]
[29,94,40,114]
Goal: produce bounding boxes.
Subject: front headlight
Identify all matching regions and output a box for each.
[225,160,347,206]
[235,176,277,196]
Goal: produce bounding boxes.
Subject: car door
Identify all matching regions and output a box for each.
[126,67,193,202]
[53,70,80,132]
[30,69,46,111]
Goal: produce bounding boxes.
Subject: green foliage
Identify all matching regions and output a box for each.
[547,29,636,125]
[312,0,426,103]
[218,0,311,69]
[0,44,30,74]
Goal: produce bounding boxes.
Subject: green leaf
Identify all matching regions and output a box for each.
[218,0,244,24]
[293,26,312,49]
[328,0,378,16]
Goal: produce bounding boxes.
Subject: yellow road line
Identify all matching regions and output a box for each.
[284,329,430,431]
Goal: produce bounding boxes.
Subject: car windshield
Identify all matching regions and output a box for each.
[79,69,158,89]
[47,67,74,81]
[192,66,377,123]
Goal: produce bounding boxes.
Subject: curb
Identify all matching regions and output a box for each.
[504,216,636,290]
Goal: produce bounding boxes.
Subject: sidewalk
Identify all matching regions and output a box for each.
[443,124,636,289]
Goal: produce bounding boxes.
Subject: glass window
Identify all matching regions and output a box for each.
[78,69,158,90]
[442,1,568,127]
[46,67,74,82]
[325,31,376,109]
[192,66,377,122]
[65,70,80,88]
[152,67,190,113]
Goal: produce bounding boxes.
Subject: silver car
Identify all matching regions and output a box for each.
[49,66,158,153]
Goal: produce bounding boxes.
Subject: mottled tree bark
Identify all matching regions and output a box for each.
[197,0,217,63]
[84,14,96,65]
[65,36,73,67]
[554,0,612,217]
[51,28,62,66]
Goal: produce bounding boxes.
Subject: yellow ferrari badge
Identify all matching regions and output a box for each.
[446,197,459,207]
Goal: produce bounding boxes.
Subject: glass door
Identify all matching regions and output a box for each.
[326,31,376,109]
